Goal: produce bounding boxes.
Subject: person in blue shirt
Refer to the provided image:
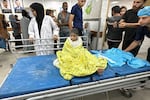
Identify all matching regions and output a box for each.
[125,6,150,62]
[69,0,86,36]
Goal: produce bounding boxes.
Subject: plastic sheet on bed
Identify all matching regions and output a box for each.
[0,55,70,99]
[90,49,150,68]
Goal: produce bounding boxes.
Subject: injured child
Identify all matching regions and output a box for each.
[53,28,107,80]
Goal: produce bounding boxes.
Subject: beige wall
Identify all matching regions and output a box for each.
[145,0,150,6]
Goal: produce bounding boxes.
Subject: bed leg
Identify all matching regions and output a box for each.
[105,91,110,100]
[119,88,132,98]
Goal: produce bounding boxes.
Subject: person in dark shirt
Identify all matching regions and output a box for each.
[106,6,123,49]
[125,6,150,62]
[69,0,86,36]
[119,0,147,56]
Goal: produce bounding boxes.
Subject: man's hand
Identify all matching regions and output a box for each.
[53,35,58,40]
[119,22,126,28]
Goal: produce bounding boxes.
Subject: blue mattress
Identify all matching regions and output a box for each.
[0,54,150,99]
[0,55,70,99]
[71,76,92,85]
[92,66,116,81]
[110,64,150,76]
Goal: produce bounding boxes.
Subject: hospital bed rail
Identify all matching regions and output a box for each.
[8,36,89,54]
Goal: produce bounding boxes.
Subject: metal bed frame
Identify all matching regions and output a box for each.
[2,71,150,100]
[7,36,89,62]
[8,36,89,54]
[1,36,150,100]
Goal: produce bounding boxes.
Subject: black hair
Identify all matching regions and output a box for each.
[62,2,67,6]
[46,9,50,15]
[112,6,121,13]
[46,9,53,15]
[22,9,31,19]
[70,28,79,35]
[120,6,127,10]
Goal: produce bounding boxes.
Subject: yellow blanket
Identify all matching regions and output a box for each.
[56,38,107,80]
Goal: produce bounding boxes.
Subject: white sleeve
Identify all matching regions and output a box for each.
[49,17,59,36]
[28,18,35,38]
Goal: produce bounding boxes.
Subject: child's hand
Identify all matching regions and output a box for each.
[29,37,34,43]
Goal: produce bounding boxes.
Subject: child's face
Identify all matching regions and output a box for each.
[70,33,78,41]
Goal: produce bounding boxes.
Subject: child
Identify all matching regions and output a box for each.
[53,28,107,80]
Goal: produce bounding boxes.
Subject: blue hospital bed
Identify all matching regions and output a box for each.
[0,54,150,100]
[1,38,150,100]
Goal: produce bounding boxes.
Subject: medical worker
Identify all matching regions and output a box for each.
[28,3,59,55]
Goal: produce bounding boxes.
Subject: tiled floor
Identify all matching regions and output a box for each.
[0,36,149,100]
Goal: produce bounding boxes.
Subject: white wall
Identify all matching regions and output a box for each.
[1,0,133,50]
[2,0,133,22]
[1,0,72,21]
[108,0,132,17]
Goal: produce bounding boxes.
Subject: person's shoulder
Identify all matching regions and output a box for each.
[45,15,52,20]
[72,3,78,9]
[114,16,122,21]
[31,17,36,20]
[107,16,116,22]
[136,26,147,35]
[30,17,36,22]
[72,3,77,7]
[22,17,30,20]
[126,9,135,13]
[44,15,54,23]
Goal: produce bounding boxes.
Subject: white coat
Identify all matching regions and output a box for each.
[28,15,59,55]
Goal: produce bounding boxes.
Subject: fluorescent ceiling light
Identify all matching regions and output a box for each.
[111,1,119,4]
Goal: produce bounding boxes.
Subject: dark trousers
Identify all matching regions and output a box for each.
[59,31,69,48]
[107,41,121,49]
[76,28,83,36]
[147,47,150,62]
[14,34,22,48]
[54,40,57,54]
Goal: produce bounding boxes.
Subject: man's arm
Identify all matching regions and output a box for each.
[124,40,141,52]
[119,16,140,28]
[68,14,74,30]
[119,22,140,28]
